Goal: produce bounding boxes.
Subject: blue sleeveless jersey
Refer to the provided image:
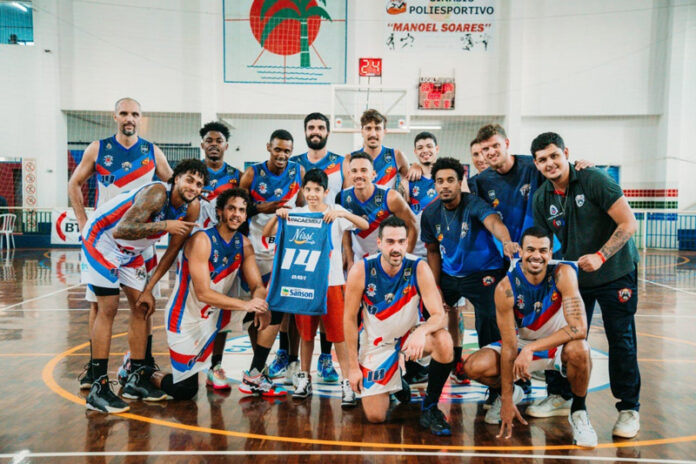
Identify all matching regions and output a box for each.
[473,155,542,243]
[507,260,578,342]
[249,161,302,204]
[351,146,398,188]
[94,136,157,206]
[203,162,241,202]
[290,152,344,205]
[339,186,391,258]
[408,175,438,215]
[420,194,503,277]
[266,212,332,316]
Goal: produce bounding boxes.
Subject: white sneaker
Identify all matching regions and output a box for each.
[292,371,312,399]
[284,360,300,386]
[569,410,598,448]
[485,385,525,425]
[612,410,640,438]
[526,394,572,418]
[341,379,357,408]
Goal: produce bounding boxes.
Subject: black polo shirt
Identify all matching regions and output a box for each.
[532,165,639,288]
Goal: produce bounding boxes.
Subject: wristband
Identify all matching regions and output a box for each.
[596,250,607,263]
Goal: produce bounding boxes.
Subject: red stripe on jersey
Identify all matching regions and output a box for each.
[375,284,418,321]
[526,298,562,331]
[95,164,110,175]
[167,261,190,332]
[114,162,155,188]
[376,169,396,186]
[324,163,341,175]
[212,257,242,284]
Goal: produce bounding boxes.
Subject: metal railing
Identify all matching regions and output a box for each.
[633,209,696,250]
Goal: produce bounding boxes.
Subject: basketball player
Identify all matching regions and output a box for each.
[463,227,597,448]
[262,169,368,406]
[408,132,440,259]
[147,188,269,401]
[531,132,641,438]
[236,129,304,396]
[81,159,204,413]
[338,152,417,271]
[470,138,489,175]
[421,157,518,384]
[69,97,173,390]
[281,112,344,383]
[343,109,410,198]
[344,216,454,435]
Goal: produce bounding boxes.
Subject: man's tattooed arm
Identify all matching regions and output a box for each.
[113,184,168,240]
[599,196,638,259]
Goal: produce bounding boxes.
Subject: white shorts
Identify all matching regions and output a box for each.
[80,244,147,292]
[167,307,243,383]
[484,338,566,376]
[357,326,419,398]
[84,245,160,302]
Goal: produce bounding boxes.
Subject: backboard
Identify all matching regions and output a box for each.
[330,85,410,133]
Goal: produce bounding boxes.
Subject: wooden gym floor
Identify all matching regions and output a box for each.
[0,248,695,463]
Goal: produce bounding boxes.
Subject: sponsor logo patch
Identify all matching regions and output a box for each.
[482,275,495,286]
[618,288,633,303]
[280,286,314,300]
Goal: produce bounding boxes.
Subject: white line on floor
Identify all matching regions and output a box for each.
[640,279,696,296]
[0,284,83,311]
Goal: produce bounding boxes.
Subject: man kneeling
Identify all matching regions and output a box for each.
[464,226,597,448]
[344,216,454,436]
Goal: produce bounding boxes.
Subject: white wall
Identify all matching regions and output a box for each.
[0,0,693,208]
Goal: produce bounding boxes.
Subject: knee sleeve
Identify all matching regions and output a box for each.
[161,373,199,400]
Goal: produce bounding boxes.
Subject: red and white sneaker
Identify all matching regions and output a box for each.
[206,364,232,390]
[449,358,471,385]
[238,368,288,397]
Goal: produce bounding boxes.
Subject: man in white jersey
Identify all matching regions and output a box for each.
[69,97,172,390]
[463,227,596,447]
[81,159,204,413]
[263,169,368,406]
[146,188,270,401]
[338,152,416,271]
[342,109,411,198]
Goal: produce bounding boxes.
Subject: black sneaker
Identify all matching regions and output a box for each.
[86,375,130,414]
[122,366,167,401]
[483,388,499,410]
[393,377,411,404]
[420,406,452,436]
[515,378,532,395]
[403,361,428,384]
[78,362,94,390]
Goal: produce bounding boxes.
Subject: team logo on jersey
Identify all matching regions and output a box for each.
[377,210,388,219]
[258,182,267,194]
[210,179,218,188]
[366,283,377,297]
[427,188,436,197]
[140,144,149,154]
[259,168,267,177]
[136,267,147,280]
[488,190,495,199]
[106,142,112,150]
[370,267,377,276]
[222,255,228,265]
[329,154,338,162]
[618,288,632,302]
[346,195,352,204]
[412,186,420,197]
[103,155,113,167]
[516,295,525,309]
[404,266,412,277]
[234,237,241,248]
[575,194,585,207]
[274,188,283,198]
[534,301,542,313]
[402,285,411,295]
[551,291,559,302]
[121,161,132,172]
[213,249,219,263]
[520,184,531,199]
[141,159,150,166]
[412,204,421,214]
[211,235,217,244]
[460,222,469,238]
[552,218,565,228]
[367,304,379,315]
[492,198,500,208]
[385,153,393,163]
[375,192,384,204]
[482,275,496,286]
[289,167,296,177]
[550,205,559,216]
[384,292,394,303]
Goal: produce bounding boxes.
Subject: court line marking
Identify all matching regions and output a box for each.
[3,450,696,463]
[0,284,83,311]
[640,278,696,296]
[42,331,696,452]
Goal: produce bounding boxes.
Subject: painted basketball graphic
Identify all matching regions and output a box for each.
[249,0,331,66]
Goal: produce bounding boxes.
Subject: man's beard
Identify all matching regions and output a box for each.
[306,136,327,150]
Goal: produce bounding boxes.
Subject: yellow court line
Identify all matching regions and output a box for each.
[591,324,696,348]
[41,329,696,452]
[641,254,689,271]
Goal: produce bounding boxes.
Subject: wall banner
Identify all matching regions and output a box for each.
[51,209,81,246]
[384,0,495,52]
[223,0,347,85]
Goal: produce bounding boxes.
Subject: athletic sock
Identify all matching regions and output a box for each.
[289,354,298,363]
[320,332,332,355]
[90,358,108,380]
[423,360,451,410]
[279,331,289,352]
[571,394,586,414]
[251,345,271,373]
[211,354,223,368]
[145,335,154,366]
[453,346,463,365]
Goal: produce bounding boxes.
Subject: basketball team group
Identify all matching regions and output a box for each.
[68,97,642,448]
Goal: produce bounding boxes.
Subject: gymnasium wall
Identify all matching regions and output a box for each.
[0,0,694,208]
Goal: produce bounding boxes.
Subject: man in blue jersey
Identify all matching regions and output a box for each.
[83,160,205,413]
[421,157,518,381]
[147,188,270,401]
[463,227,597,448]
[69,97,173,390]
[342,109,411,198]
[408,132,440,259]
[344,216,455,436]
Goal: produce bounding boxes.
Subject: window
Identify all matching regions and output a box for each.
[0,1,33,46]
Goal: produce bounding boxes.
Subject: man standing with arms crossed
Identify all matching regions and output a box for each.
[531,132,641,438]
[69,97,172,389]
